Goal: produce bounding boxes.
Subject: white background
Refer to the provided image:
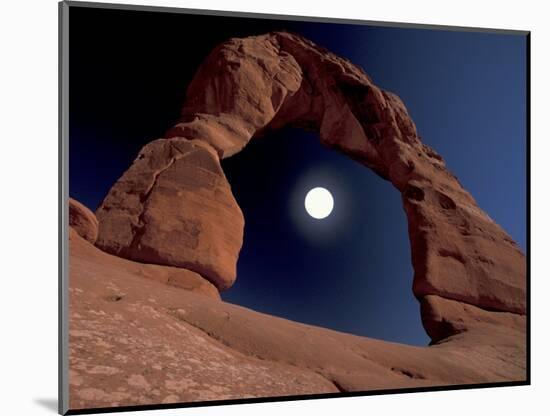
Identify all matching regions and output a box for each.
[1,0,547,414]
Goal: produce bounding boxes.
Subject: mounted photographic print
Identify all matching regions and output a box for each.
[59,1,530,414]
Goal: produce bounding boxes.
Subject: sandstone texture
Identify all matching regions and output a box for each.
[69,197,98,244]
[69,230,336,410]
[69,229,526,410]
[95,138,244,290]
[70,227,219,299]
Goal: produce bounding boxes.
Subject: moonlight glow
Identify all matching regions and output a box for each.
[304,187,334,219]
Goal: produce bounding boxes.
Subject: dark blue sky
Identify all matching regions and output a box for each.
[69,6,527,346]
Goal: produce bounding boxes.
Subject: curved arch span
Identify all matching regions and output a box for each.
[94,32,525,345]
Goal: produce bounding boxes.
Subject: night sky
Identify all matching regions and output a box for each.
[69,6,527,346]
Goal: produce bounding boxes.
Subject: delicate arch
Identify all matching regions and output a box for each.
[95,32,525,343]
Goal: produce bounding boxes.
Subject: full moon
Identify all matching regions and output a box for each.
[304,187,334,219]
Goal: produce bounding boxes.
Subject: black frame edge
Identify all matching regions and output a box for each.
[525,31,531,385]
[59,1,70,415]
[65,380,529,415]
[63,0,529,35]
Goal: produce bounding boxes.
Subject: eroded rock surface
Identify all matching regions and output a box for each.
[69,198,98,244]
[70,230,337,410]
[95,138,244,290]
[71,227,219,299]
[69,229,526,410]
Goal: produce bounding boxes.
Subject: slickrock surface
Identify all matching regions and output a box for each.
[69,229,337,410]
[69,228,526,410]
[71,226,219,300]
[95,138,244,290]
[69,197,98,244]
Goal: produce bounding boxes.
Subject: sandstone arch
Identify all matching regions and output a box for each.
[95,32,526,344]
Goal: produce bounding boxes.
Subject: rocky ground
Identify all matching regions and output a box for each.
[68,217,526,410]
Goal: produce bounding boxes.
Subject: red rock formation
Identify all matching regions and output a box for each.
[95,32,526,343]
[95,138,244,290]
[71,227,219,299]
[69,197,98,244]
[68,229,526,410]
